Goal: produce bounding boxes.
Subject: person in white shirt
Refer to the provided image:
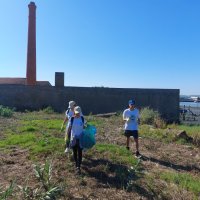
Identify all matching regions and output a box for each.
[123,99,140,157]
[61,100,76,153]
[68,106,85,173]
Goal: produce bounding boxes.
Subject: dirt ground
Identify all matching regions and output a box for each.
[0,115,200,199]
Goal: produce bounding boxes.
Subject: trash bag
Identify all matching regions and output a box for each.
[85,124,97,135]
[80,125,96,150]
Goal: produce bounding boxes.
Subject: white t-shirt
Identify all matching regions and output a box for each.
[65,109,74,128]
[123,108,140,131]
[66,109,74,119]
[69,117,84,138]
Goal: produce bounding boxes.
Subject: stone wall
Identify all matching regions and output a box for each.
[0,85,179,122]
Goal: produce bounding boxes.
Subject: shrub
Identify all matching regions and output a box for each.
[140,107,159,125]
[0,105,14,117]
[140,107,166,128]
[154,117,167,129]
[19,160,64,199]
[42,106,55,114]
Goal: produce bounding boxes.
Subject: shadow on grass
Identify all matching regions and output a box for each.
[140,154,200,172]
[82,157,154,199]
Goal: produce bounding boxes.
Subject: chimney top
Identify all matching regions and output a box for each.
[29,2,36,7]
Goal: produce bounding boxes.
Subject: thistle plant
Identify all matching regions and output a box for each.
[0,181,15,200]
[19,160,64,200]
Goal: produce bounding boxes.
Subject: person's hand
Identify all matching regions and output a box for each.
[84,120,88,128]
[126,117,130,122]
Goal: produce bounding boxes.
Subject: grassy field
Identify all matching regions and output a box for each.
[0,109,200,199]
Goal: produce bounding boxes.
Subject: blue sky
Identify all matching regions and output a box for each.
[0,0,200,95]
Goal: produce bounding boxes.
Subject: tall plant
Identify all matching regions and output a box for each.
[19,160,64,200]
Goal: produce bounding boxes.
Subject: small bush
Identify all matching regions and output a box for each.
[140,107,166,128]
[192,133,200,147]
[0,105,14,117]
[42,106,55,114]
[19,160,64,199]
[140,107,159,125]
[154,117,167,129]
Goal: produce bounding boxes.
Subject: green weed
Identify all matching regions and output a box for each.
[139,125,166,140]
[0,180,15,200]
[169,124,200,137]
[85,117,104,127]
[88,143,142,191]
[0,132,63,157]
[19,160,64,199]
[140,107,159,125]
[168,124,200,146]
[140,107,166,128]
[41,106,55,114]
[0,117,65,159]
[19,119,62,131]
[0,105,13,117]
[0,133,36,148]
[94,143,138,166]
[160,171,200,196]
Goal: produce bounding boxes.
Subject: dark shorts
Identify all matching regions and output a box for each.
[124,130,138,139]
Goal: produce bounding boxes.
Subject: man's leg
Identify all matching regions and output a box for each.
[72,145,78,167]
[65,127,71,153]
[77,146,82,169]
[134,138,139,152]
[132,130,140,156]
[66,128,71,148]
[126,136,130,150]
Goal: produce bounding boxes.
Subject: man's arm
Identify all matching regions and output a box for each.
[123,110,129,121]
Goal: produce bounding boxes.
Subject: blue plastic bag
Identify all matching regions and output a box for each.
[80,125,96,150]
[85,124,97,135]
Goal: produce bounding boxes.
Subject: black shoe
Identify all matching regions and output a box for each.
[126,146,130,150]
[135,151,141,157]
[76,167,81,174]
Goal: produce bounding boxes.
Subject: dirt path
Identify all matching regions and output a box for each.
[0,147,33,187]
[139,138,200,175]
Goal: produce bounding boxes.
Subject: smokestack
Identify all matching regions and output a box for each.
[26,2,36,85]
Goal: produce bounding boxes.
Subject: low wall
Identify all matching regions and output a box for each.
[0,85,179,122]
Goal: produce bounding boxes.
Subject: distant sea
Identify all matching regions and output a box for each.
[180,102,200,108]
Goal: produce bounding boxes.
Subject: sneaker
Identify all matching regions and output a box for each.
[64,148,69,153]
[76,167,81,174]
[126,146,130,150]
[135,151,141,157]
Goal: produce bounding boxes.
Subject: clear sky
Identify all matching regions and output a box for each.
[0,0,200,95]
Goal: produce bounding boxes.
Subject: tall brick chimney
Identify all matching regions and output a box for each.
[26,2,37,85]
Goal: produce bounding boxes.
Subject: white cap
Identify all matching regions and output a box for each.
[74,106,81,114]
[68,101,76,109]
